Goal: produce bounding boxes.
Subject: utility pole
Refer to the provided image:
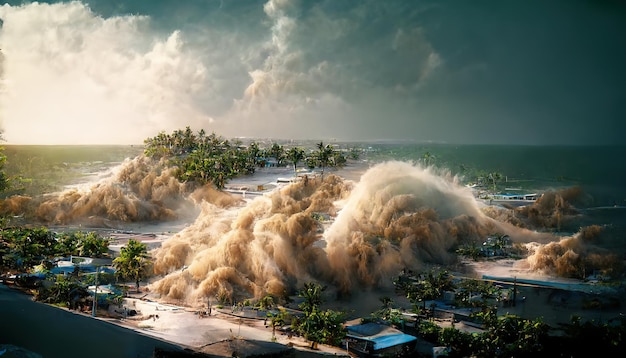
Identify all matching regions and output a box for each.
[92,266,99,317]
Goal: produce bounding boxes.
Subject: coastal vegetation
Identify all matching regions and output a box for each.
[385,269,625,357]
[143,127,348,189]
[291,282,346,349]
[0,227,111,271]
[113,239,151,293]
[0,140,9,194]
[0,227,128,310]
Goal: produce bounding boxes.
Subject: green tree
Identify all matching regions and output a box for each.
[299,282,324,315]
[54,233,80,257]
[368,296,404,327]
[269,143,285,166]
[76,231,110,258]
[113,239,151,292]
[455,242,482,261]
[1,227,56,269]
[349,147,360,160]
[477,313,549,356]
[247,142,262,169]
[315,142,334,180]
[256,294,275,311]
[35,274,89,309]
[455,279,502,308]
[0,235,10,270]
[287,147,305,175]
[143,131,174,159]
[489,172,503,191]
[331,150,347,168]
[439,327,474,357]
[268,309,288,341]
[405,270,454,313]
[292,282,346,349]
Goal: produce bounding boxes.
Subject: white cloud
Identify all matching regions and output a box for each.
[0,0,444,144]
[0,2,212,144]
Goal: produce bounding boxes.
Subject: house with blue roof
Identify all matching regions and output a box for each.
[345,322,417,357]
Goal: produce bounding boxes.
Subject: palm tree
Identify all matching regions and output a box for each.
[113,239,151,293]
[489,172,503,191]
[287,147,305,175]
[269,143,285,166]
[247,142,261,169]
[315,142,334,180]
[294,282,345,349]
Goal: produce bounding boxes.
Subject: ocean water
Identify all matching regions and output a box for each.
[2,145,144,196]
[362,143,626,207]
[4,143,626,225]
[3,144,623,195]
[5,143,626,203]
[362,144,626,239]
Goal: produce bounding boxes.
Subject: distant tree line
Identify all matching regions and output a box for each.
[143,127,348,189]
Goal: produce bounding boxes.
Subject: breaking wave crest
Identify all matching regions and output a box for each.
[3,155,621,304]
[0,155,238,226]
[150,161,500,304]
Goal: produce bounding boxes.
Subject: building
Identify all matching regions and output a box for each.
[345,322,417,357]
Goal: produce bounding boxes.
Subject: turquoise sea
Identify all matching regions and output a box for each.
[363,143,626,207]
[4,143,626,206]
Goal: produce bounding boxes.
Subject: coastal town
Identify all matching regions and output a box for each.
[2,222,623,357]
[2,150,625,357]
[1,0,625,355]
[0,130,624,357]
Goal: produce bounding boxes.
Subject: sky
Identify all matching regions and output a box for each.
[0,0,625,145]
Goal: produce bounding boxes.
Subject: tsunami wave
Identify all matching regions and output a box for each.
[1,151,622,305]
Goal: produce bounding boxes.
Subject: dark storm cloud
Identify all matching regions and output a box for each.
[418,1,626,144]
[1,0,624,144]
